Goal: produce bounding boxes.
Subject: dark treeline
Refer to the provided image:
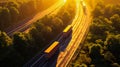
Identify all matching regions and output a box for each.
[71,1,120,67]
[0,0,57,31]
[0,0,76,66]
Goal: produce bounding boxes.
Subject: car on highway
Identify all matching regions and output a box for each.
[80,0,87,14]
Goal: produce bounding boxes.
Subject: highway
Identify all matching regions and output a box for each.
[24,0,91,67]
[40,0,91,67]
[23,0,66,67]
[5,0,65,36]
[56,0,91,66]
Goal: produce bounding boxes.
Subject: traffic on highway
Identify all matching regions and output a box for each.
[1,0,119,66]
[24,0,91,67]
[0,0,91,66]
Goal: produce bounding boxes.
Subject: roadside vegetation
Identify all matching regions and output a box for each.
[0,0,76,66]
[71,1,120,67]
[0,0,57,31]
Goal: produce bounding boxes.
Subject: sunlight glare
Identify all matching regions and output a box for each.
[64,0,66,2]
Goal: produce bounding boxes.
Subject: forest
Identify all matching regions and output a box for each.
[71,1,120,67]
[0,0,76,66]
[0,0,57,31]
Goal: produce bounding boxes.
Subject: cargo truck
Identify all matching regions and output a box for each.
[44,41,59,58]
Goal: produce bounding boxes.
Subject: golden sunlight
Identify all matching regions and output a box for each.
[64,0,66,2]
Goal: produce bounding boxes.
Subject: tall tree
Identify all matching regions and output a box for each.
[89,44,103,65]
[52,17,63,33]
[0,7,11,30]
[0,31,12,48]
[29,27,45,49]
[13,32,33,59]
[105,34,120,63]
[110,14,120,32]
[9,6,19,23]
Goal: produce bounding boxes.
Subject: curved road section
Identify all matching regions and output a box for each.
[56,0,91,67]
[24,0,91,66]
[41,0,91,67]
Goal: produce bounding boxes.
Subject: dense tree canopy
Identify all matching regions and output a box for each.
[105,34,120,63]
[0,0,58,31]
